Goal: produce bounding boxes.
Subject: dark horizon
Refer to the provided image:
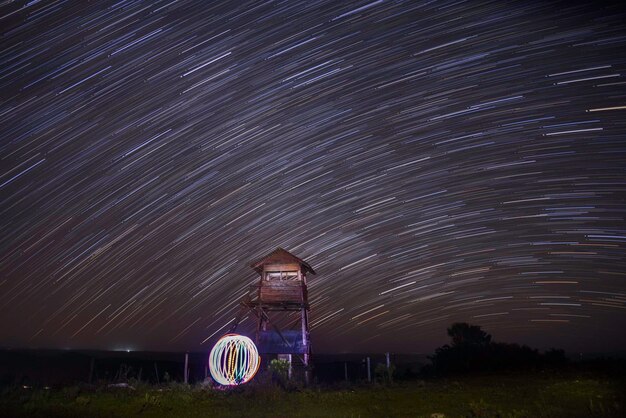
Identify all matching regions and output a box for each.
[2,346,626,360]
[2,0,626,355]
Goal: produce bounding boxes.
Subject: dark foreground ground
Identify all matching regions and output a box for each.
[1,372,624,418]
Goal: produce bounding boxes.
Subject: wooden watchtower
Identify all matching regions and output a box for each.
[232,248,315,380]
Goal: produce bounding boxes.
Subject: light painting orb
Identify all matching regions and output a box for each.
[209,333,260,385]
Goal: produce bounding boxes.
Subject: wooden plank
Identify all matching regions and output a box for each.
[260,288,302,303]
[261,290,301,296]
[262,281,302,288]
[261,295,301,302]
[264,263,300,272]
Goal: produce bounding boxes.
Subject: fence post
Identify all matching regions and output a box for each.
[367,357,371,382]
[184,352,189,384]
[88,357,94,384]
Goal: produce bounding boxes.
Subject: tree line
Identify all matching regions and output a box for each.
[426,323,568,375]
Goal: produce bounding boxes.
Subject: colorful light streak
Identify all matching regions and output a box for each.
[208,334,260,386]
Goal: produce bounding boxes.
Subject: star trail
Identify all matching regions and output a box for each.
[1,0,625,355]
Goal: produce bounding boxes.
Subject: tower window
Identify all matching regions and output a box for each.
[265,271,299,281]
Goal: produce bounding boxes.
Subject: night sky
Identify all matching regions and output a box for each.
[1,0,626,355]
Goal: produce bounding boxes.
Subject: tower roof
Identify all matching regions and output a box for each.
[250,247,316,275]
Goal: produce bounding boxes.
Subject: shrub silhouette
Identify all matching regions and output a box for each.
[429,322,568,374]
[268,359,290,388]
[447,322,491,347]
[374,362,396,384]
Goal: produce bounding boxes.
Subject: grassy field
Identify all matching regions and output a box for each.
[1,373,624,418]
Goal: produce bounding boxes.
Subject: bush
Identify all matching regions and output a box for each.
[268,359,290,388]
[61,386,80,400]
[430,323,570,375]
[374,363,395,384]
[143,392,161,407]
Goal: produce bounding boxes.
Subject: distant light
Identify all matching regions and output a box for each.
[209,334,260,386]
[126,349,130,352]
